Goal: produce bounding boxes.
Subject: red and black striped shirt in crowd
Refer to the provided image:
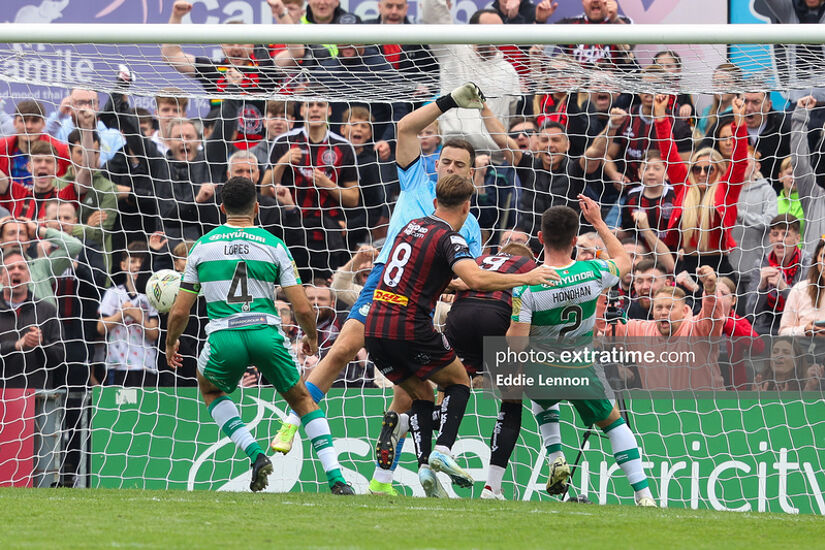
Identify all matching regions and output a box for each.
[613,105,692,184]
[556,14,633,67]
[0,180,78,220]
[454,253,535,307]
[620,184,677,244]
[268,127,357,240]
[365,215,473,341]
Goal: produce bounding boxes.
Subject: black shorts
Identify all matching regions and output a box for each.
[365,331,456,384]
[444,298,511,376]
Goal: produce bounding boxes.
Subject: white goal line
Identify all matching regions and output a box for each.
[1,23,825,45]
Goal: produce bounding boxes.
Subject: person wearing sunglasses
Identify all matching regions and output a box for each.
[652,94,748,283]
[507,118,538,152]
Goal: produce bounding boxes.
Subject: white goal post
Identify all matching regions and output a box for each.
[2,22,825,44]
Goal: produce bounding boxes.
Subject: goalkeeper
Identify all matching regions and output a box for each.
[270,83,487,495]
[165,176,353,495]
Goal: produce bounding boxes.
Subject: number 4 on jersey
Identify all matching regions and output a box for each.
[227,262,253,310]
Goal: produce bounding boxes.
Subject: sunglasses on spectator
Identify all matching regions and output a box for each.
[691,165,716,175]
[510,129,534,139]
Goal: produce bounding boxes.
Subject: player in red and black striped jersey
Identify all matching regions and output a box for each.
[366,216,473,343]
[445,244,537,376]
[364,174,558,497]
[442,242,537,500]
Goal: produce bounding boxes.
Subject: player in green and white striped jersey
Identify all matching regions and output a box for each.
[508,195,656,507]
[165,177,353,495]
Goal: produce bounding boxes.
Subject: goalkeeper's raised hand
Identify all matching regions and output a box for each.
[436,82,486,112]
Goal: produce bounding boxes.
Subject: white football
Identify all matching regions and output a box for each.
[145,269,182,314]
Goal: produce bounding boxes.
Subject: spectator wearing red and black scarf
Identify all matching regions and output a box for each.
[748,214,811,335]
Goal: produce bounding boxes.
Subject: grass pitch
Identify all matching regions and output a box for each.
[0,488,820,549]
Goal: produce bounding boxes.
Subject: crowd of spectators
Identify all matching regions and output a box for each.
[3,0,825,482]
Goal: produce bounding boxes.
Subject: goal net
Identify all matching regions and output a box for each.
[0,24,823,514]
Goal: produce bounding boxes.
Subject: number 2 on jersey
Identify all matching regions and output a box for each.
[227,262,253,309]
[559,305,582,339]
[383,243,412,287]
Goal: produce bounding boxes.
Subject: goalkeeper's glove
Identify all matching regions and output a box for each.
[435,82,486,112]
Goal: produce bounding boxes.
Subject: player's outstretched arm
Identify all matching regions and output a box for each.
[577,194,631,278]
[283,284,319,356]
[396,82,485,169]
[166,289,198,368]
[452,259,559,292]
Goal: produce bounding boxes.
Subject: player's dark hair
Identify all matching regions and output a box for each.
[633,258,666,275]
[500,242,534,260]
[469,8,501,24]
[440,138,476,170]
[436,174,474,208]
[770,213,801,234]
[222,176,258,216]
[541,206,579,251]
[67,128,101,148]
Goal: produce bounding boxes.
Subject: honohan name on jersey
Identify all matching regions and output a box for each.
[551,284,593,304]
[512,259,620,343]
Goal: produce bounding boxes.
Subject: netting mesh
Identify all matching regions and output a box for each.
[0,42,807,99]
[0,36,823,514]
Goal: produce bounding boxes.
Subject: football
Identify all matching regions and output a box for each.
[145,269,182,314]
